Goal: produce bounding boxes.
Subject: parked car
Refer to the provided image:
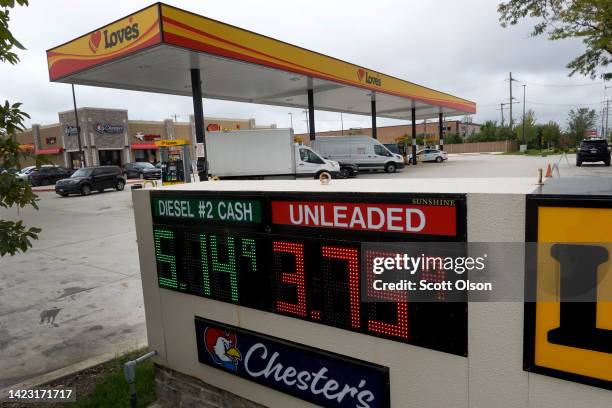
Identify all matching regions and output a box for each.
[55,166,125,197]
[123,162,162,179]
[337,161,359,178]
[409,148,447,164]
[27,166,74,186]
[15,165,55,181]
[576,139,610,166]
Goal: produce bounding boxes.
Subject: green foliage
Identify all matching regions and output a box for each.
[567,107,598,144]
[73,351,155,408]
[515,109,539,147]
[498,0,612,80]
[444,133,463,144]
[540,121,562,147]
[466,120,516,143]
[0,0,28,64]
[0,0,40,256]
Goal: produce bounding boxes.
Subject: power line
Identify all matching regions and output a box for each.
[517,80,605,88]
[525,100,603,107]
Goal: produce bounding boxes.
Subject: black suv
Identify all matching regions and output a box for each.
[55,166,125,197]
[27,166,73,186]
[577,139,610,166]
[123,162,161,179]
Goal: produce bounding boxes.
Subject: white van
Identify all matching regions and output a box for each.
[312,136,405,173]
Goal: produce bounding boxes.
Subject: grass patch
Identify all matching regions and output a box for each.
[71,349,155,408]
[4,348,156,408]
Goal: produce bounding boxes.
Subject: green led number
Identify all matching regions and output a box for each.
[210,235,238,302]
[154,229,177,289]
[241,238,257,271]
[200,234,210,296]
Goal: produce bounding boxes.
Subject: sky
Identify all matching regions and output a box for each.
[1,0,609,134]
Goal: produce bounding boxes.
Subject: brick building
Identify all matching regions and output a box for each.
[14,108,274,168]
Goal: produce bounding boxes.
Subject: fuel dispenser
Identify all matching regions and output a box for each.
[155,139,192,185]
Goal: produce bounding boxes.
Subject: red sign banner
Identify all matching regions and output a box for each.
[271,201,456,236]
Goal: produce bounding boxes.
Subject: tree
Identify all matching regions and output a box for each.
[540,121,562,147]
[515,109,538,147]
[567,107,597,144]
[444,133,463,144]
[0,0,41,256]
[498,0,612,80]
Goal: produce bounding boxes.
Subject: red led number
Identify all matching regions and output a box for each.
[273,241,307,317]
[321,246,360,329]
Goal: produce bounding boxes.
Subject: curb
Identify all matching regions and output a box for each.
[0,342,148,400]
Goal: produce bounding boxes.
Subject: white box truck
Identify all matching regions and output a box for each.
[205,128,339,179]
[311,135,405,173]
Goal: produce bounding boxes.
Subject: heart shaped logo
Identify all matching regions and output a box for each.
[357,68,365,81]
[89,31,101,53]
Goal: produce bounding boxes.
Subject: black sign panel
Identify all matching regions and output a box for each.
[152,191,468,356]
[195,317,390,408]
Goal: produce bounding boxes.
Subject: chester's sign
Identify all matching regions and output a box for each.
[195,317,390,408]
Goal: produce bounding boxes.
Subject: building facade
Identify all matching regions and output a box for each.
[296,120,481,146]
[14,108,273,168]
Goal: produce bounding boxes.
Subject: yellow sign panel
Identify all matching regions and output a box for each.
[525,202,612,390]
[47,5,161,81]
[155,139,190,147]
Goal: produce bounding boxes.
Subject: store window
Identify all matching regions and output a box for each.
[98,150,122,166]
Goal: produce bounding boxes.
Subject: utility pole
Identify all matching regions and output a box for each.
[522,84,526,144]
[288,112,294,130]
[508,72,517,129]
[605,99,610,139]
[71,84,85,168]
[500,103,505,126]
[171,114,179,122]
[340,112,344,135]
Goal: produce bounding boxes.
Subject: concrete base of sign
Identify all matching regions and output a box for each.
[155,364,264,408]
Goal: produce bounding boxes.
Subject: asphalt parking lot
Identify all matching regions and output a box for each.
[359,153,612,179]
[0,153,610,391]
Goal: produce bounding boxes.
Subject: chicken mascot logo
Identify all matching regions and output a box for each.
[204,327,242,372]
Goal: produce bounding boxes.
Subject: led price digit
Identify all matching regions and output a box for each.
[273,240,307,317]
[154,228,177,289]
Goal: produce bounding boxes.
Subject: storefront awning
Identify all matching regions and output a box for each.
[19,144,35,152]
[35,147,63,155]
[132,143,158,150]
[46,3,475,120]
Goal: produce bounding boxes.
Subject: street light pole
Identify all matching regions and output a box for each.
[71,84,86,168]
[340,112,344,135]
[288,112,294,130]
[522,84,526,145]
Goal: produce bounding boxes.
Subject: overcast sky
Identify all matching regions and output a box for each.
[1,0,609,133]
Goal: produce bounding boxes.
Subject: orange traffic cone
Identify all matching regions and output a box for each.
[545,163,552,178]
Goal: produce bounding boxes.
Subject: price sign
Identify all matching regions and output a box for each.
[151,191,467,356]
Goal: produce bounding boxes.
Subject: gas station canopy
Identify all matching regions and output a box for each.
[47,3,476,121]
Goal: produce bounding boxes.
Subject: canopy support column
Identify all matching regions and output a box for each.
[308,88,315,141]
[411,107,417,165]
[371,99,377,140]
[438,112,444,150]
[191,68,208,181]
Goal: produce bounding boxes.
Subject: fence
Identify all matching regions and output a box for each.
[442,140,517,154]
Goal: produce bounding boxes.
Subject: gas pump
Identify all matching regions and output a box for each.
[155,139,192,186]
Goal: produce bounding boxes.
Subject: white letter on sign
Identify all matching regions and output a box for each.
[406,209,425,232]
